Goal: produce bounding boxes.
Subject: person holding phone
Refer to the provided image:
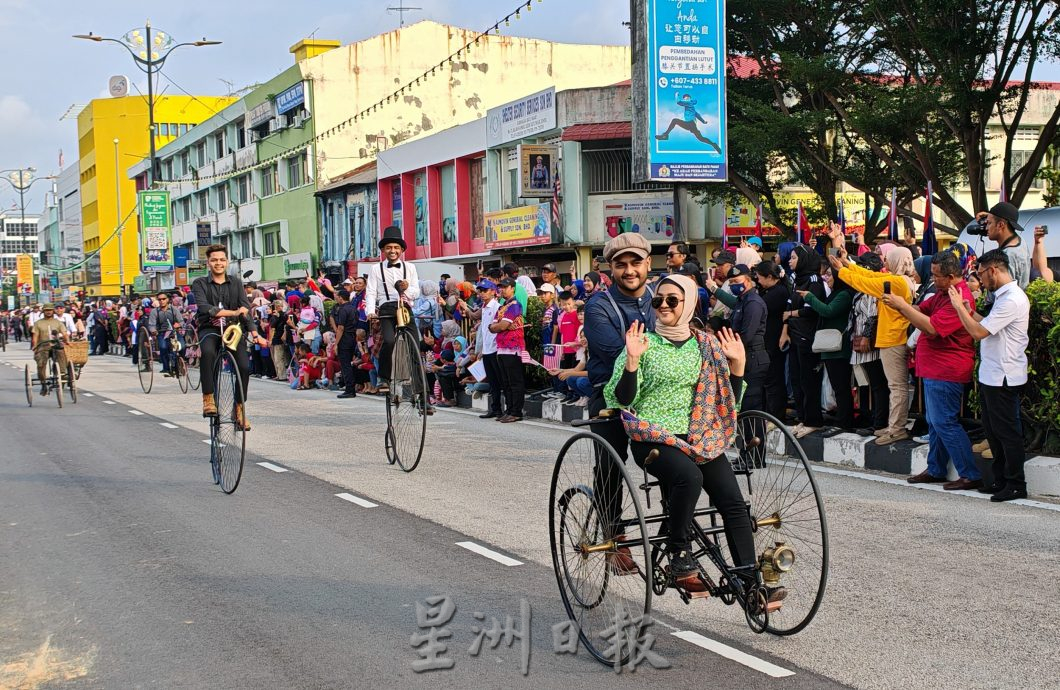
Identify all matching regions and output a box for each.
[1032,225,1054,282]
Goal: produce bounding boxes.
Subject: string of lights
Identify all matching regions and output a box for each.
[153,0,544,186]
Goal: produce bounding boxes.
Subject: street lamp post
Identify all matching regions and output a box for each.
[74,22,221,186]
[1,168,55,297]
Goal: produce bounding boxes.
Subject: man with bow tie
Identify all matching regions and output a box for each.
[365,225,421,389]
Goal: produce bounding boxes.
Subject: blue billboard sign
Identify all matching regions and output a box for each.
[644,0,727,182]
[275,82,305,115]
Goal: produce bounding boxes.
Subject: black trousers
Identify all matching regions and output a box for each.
[438,372,458,401]
[497,353,526,417]
[823,358,855,429]
[788,342,823,426]
[198,329,250,398]
[376,301,421,382]
[630,440,756,567]
[587,388,631,535]
[859,359,890,430]
[741,350,769,413]
[763,346,787,419]
[338,340,358,393]
[979,382,1026,490]
[482,352,504,414]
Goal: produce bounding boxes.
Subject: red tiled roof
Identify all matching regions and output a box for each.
[561,122,633,141]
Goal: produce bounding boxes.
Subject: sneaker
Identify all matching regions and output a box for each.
[574,397,589,407]
[667,549,708,593]
[913,435,930,444]
[972,439,990,453]
[471,390,483,400]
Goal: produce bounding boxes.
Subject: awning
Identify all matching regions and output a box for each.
[561,122,632,142]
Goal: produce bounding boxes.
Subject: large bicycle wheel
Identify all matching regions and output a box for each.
[187,352,201,390]
[138,329,153,394]
[212,350,246,494]
[24,364,32,407]
[67,363,78,404]
[728,410,828,635]
[51,358,63,408]
[175,356,189,394]
[549,431,652,668]
[385,328,427,472]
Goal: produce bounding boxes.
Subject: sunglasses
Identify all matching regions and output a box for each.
[651,295,684,309]
[666,252,684,258]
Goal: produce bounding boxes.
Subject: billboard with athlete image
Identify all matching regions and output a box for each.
[634,0,728,182]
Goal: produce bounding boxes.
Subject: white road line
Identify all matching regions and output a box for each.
[335,492,378,508]
[103,400,116,405]
[672,631,795,678]
[455,541,523,566]
[810,464,1060,513]
[257,462,289,473]
[82,392,95,397]
[160,422,178,429]
[202,439,213,445]
[129,410,144,416]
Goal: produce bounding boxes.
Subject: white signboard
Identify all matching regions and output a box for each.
[486,87,557,148]
[282,252,313,278]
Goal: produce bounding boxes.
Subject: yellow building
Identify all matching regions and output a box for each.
[77,95,235,296]
[301,21,631,186]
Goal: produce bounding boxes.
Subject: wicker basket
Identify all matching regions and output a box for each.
[66,340,89,366]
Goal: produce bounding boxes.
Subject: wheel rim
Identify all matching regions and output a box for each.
[729,411,829,635]
[67,364,78,403]
[213,352,245,493]
[387,330,426,472]
[187,355,201,390]
[53,360,63,408]
[549,432,652,667]
[177,358,189,394]
[24,365,32,407]
[138,331,153,394]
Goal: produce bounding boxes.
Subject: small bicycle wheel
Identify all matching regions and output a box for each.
[24,364,32,407]
[52,358,63,408]
[549,431,652,668]
[386,328,427,472]
[212,350,246,494]
[138,329,153,394]
[176,356,189,394]
[67,363,78,404]
[730,410,829,635]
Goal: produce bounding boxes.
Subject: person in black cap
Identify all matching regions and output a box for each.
[709,264,769,414]
[541,263,561,288]
[365,225,421,391]
[977,202,1030,289]
[704,249,737,323]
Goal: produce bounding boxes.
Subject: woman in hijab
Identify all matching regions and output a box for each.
[834,245,917,444]
[782,244,827,437]
[583,271,604,296]
[605,275,784,607]
[735,246,762,269]
[799,265,856,430]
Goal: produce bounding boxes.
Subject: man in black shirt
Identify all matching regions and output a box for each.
[190,244,267,427]
[333,289,359,399]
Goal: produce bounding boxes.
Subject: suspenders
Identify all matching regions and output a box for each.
[380,262,408,303]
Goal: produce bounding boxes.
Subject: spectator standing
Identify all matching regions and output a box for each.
[884,251,981,490]
[978,202,1030,290]
[800,266,856,431]
[501,263,531,313]
[846,253,890,433]
[1031,225,1054,282]
[667,242,690,274]
[268,300,289,380]
[475,280,504,419]
[490,278,526,423]
[707,250,737,323]
[333,289,360,399]
[753,261,791,420]
[541,263,562,289]
[948,250,1030,502]
[706,264,768,415]
[783,245,827,437]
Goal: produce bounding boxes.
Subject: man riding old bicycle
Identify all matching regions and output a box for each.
[364,225,420,392]
[30,303,68,396]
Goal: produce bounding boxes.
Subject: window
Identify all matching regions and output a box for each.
[1011,150,1044,189]
[237,230,252,259]
[582,145,669,194]
[180,197,191,220]
[286,153,305,188]
[195,191,209,217]
[440,164,456,243]
[470,158,484,241]
[179,150,190,176]
[181,124,189,135]
[214,131,226,159]
[261,224,285,255]
[194,141,207,168]
[159,123,169,136]
[235,119,247,149]
[216,182,229,210]
[264,230,276,256]
[260,164,278,197]
[235,175,249,204]
[171,201,179,223]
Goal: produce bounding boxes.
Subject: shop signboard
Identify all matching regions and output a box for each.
[484,203,551,250]
[282,252,313,278]
[275,82,305,115]
[602,198,675,242]
[486,87,556,148]
[518,144,559,198]
[139,190,173,271]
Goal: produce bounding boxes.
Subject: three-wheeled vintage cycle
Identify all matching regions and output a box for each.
[24,335,78,408]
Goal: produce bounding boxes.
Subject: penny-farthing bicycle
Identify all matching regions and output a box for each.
[204,321,251,494]
[548,409,828,667]
[382,299,428,472]
[137,327,154,393]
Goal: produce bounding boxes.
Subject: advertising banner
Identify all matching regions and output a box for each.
[139,190,173,271]
[602,198,675,242]
[724,191,869,236]
[15,254,33,293]
[282,252,313,278]
[486,87,557,148]
[196,221,212,260]
[518,144,559,198]
[275,82,305,115]
[484,203,551,250]
[636,0,728,182]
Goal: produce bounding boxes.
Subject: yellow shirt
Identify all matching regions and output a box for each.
[837,263,913,348]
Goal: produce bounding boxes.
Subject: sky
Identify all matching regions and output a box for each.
[0,0,632,213]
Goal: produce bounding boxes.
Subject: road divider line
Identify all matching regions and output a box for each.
[202,439,212,445]
[103,400,116,405]
[455,541,523,566]
[671,631,794,678]
[336,492,378,508]
[257,462,289,473]
[129,410,144,416]
[83,392,95,397]
[160,422,178,429]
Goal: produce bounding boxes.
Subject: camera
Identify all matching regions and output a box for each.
[966,217,987,236]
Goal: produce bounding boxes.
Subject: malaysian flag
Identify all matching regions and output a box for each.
[551,168,562,231]
[520,349,544,368]
[543,344,564,370]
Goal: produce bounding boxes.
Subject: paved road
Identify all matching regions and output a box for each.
[0,351,845,689]
[2,348,1059,689]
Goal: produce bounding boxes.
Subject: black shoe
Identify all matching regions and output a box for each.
[337,392,357,399]
[976,483,1004,495]
[479,412,499,419]
[40,385,48,396]
[668,548,699,578]
[990,487,1028,502]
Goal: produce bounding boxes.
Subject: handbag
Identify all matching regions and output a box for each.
[811,328,843,353]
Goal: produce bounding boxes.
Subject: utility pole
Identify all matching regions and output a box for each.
[115,138,124,298]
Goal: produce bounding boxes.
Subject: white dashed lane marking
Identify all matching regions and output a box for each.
[257,462,289,473]
[129,410,144,416]
[103,400,116,405]
[455,541,523,566]
[335,492,378,508]
[672,631,795,678]
[83,392,95,397]
[160,422,178,429]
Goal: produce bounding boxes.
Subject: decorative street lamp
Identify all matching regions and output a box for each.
[74,21,222,187]
[1,167,56,296]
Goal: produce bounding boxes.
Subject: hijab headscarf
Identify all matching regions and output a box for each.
[570,280,586,301]
[654,274,698,342]
[885,246,918,294]
[440,319,460,343]
[792,244,822,282]
[420,280,439,298]
[913,255,933,285]
[584,271,603,293]
[736,247,761,268]
[876,241,898,258]
[777,242,797,271]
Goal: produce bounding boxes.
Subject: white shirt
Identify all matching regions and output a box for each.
[28,311,43,326]
[364,260,420,315]
[978,281,1029,387]
[58,312,76,333]
[478,298,500,355]
[516,275,537,296]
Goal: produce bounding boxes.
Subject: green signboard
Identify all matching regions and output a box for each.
[139,190,173,272]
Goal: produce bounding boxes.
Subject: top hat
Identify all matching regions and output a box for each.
[378,225,407,251]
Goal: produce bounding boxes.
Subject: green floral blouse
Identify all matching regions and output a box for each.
[604,332,703,435]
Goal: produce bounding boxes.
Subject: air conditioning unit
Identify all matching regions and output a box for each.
[293,114,305,128]
[268,119,279,134]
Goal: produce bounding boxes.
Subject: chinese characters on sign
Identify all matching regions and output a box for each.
[636,0,728,182]
[138,190,173,272]
[410,596,669,675]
